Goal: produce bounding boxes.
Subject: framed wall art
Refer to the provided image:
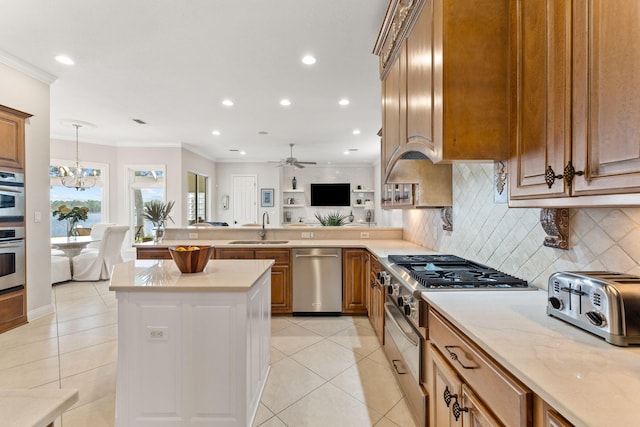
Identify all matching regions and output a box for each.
[260,188,274,207]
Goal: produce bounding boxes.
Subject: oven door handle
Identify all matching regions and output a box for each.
[384,302,419,346]
[0,186,23,193]
[0,242,24,249]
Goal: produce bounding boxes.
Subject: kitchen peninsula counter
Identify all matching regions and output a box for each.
[422,290,640,427]
[110,259,273,427]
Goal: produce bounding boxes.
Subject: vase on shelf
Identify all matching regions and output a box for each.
[292,176,297,190]
[66,220,79,240]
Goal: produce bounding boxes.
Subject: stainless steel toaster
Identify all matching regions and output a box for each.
[547,271,640,346]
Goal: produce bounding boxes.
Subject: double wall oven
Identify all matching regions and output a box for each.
[0,170,25,294]
[380,254,533,427]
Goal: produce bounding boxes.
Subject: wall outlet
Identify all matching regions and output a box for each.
[301,232,312,238]
[147,326,169,341]
[34,211,42,223]
[360,232,370,239]
[188,233,198,239]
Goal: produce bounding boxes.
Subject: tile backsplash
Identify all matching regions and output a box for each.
[403,163,640,289]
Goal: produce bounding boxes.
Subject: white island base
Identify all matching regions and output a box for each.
[109,259,273,426]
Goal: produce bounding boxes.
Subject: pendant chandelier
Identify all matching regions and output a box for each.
[60,124,97,191]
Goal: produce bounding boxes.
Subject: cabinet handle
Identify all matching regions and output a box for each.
[444,345,478,369]
[451,397,469,421]
[443,386,455,407]
[545,161,584,189]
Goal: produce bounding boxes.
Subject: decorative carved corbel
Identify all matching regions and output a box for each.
[441,207,453,231]
[540,208,569,249]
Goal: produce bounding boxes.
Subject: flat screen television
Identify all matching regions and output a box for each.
[310,183,351,206]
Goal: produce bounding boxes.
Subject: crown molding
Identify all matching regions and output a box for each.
[0,49,57,84]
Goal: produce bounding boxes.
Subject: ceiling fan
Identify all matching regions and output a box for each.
[271,144,317,168]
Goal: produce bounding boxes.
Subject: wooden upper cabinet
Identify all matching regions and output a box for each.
[571,1,640,197]
[0,105,32,171]
[376,0,510,169]
[509,0,572,201]
[510,0,640,207]
[381,45,406,175]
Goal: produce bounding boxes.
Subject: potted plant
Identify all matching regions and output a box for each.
[314,211,348,226]
[52,204,90,239]
[142,200,175,243]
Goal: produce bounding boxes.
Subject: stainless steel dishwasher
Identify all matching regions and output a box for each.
[292,248,342,315]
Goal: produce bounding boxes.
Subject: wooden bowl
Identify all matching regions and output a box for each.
[168,245,214,273]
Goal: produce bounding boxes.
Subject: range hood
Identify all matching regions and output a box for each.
[386,152,452,208]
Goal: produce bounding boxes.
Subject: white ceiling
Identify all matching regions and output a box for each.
[0,0,388,165]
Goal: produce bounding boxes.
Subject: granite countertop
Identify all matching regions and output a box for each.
[135,239,427,259]
[109,259,275,292]
[422,290,640,427]
[0,388,78,427]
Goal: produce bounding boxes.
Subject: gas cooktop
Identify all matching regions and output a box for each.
[387,254,531,290]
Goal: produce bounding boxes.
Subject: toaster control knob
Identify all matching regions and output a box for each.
[548,296,563,310]
[585,311,607,328]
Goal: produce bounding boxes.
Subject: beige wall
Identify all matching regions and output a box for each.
[0,63,53,317]
[403,163,640,289]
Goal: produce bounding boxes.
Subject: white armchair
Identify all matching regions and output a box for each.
[72,226,129,281]
[51,255,72,284]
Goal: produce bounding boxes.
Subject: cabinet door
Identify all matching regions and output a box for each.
[382,44,407,177]
[430,345,463,427]
[461,384,502,427]
[509,0,571,200]
[0,106,29,171]
[406,2,434,150]
[136,247,172,259]
[571,0,640,196]
[269,265,291,314]
[342,249,368,314]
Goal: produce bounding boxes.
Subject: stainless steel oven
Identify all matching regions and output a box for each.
[0,226,25,292]
[384,294,427,427]
[0,170,25,222]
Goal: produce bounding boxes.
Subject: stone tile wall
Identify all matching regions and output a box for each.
[403,163,640,289]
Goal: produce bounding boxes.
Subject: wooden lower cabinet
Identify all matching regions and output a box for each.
[216,248,292,314]
[0,288,27,333]
[342,248,368,314]
[368,254,385,343]
[428,307,532,426]
[534,396,574,427]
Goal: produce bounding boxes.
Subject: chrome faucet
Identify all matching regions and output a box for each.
[258,211,270,240]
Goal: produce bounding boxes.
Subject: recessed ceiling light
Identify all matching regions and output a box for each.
[352,129,361,135]
[339,98,350,106]
[55,55,74,65]
[212,130,221,136]
[302,55,316,65]
[280,99,291,106]
[240,151,246,156]
[222,99,234,107]
[344,150,350,155]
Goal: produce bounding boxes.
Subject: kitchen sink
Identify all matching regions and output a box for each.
[228,240,289,245]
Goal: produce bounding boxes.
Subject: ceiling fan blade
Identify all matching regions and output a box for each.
[296,161,317,165]
[293,162,306,168]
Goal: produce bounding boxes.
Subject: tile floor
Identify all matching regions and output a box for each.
[0,280,417,427]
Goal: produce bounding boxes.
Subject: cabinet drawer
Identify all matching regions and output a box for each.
[136,248,171,259]
[429,308,532,427]
[215,249,254,259]
[254,249,290,264]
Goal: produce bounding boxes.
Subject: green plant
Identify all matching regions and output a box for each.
[52,205,89,224]
[314,211,348,226]
[142,200,175,226]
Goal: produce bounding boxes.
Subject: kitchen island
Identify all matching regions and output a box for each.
[422,290,640,427]
[109,259,273,427]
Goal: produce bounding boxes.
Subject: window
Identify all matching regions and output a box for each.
[128,166,166,242]
[187,172,208,224]
[50,161,108,237]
